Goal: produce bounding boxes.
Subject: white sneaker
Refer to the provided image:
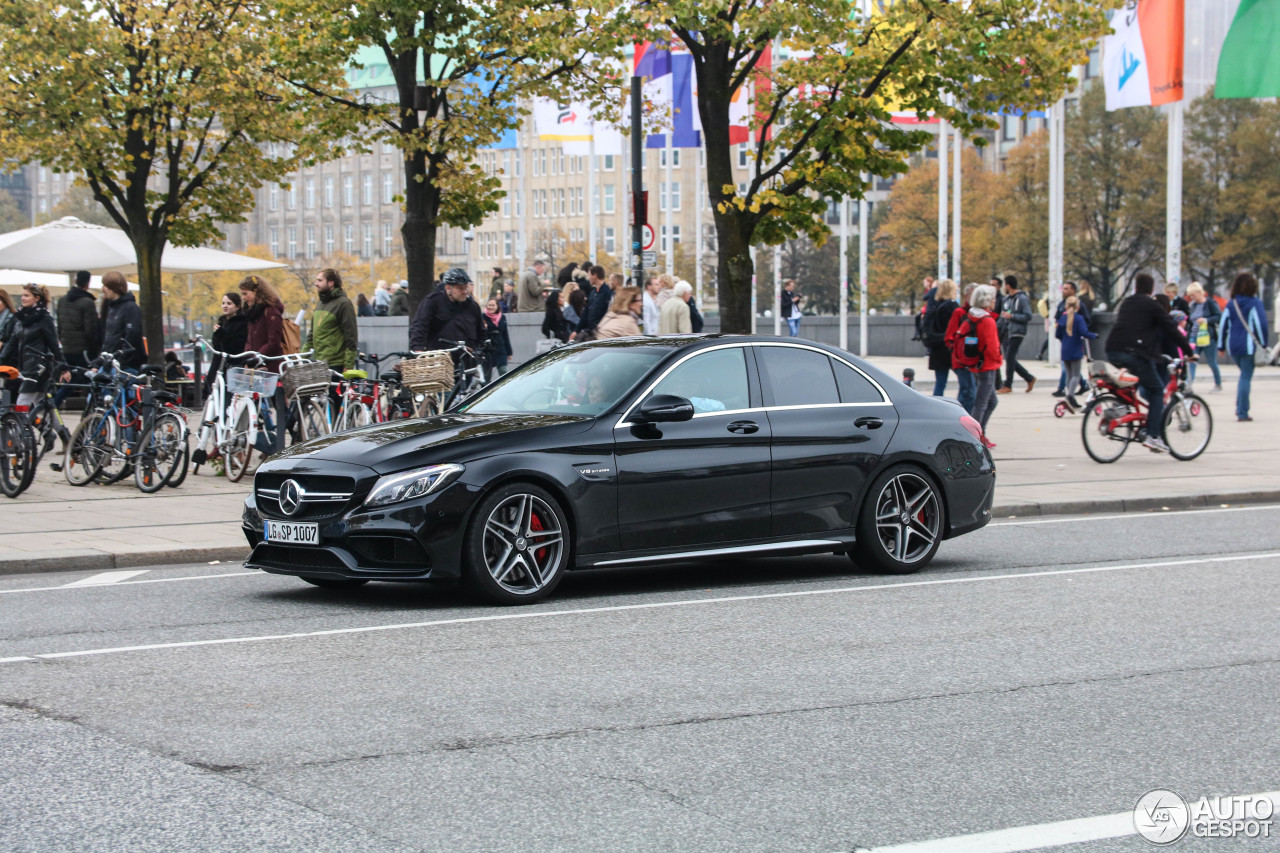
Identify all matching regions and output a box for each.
[1143,436,1170,453]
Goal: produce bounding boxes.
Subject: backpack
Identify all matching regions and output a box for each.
[280,317,301,355]
[951,315,985,369]
[921,303,950,349]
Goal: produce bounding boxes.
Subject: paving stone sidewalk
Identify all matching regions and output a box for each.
[3,356,1276,574]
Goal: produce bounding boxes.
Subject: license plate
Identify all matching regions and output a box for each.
[264,520,319,545]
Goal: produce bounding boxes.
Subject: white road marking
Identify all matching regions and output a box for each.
[0,571,259,596]
[2,551,1276,665]
[989,503,1279,527]
[853,789,1280,852]
[61,570,150,587]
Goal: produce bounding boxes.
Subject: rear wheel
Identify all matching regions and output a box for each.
[225,403,252,482]
[1081,394,1136,463]
[64,412,111,486]
[852,466,943,574]
[0,412,36,498]
[464,483,569,604]
[1163,393,1212,461]
[134,411,186,493]
[298,396,330,441]
[165,440,190,487]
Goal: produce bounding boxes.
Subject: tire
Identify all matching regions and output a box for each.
[852,466,943,574]
[94,419,134,485]
[300,576,369,589]
[298,396,330,441]
[64,412,111,486]
[225,402,252,483]
[0,412,36,498]
[134,411,186,493]
[1163,393,1212,461]
[165,440,190,488]
[1081,393,1136,464]
[464,482,570,604]
[416,393,443,419]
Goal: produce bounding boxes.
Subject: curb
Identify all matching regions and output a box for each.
[991,490,1280,519]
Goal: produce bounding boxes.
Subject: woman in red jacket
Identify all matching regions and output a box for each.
[238,275,285,372]
[945,282,978,414]
[962,284,1003,447]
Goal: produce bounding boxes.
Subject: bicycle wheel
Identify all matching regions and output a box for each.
[298,396,330,441]
[134,411,186,493]
[1081,393,1137,463]
[165,439,190,488]
[0,412,36,498]
[342,401,371,430]
[415,392,443,418]
[1163,393,1212,461]
[95,424,134,485]
[64,412,112,486]
[225,402,252,483]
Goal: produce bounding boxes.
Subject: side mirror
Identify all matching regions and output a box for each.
[632,394,694,424]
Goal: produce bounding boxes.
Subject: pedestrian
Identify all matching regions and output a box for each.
[239,274,285,370]
[659,280,693,334]
[997,275,1036,393]
[99,271,144,372]
[0,284,70,410]
[356,292,374,317]
[388,281,409,317]
[1218,271,1268,422]
[913,276,936,341]
[518,259,549,312]
[654,273,675,309]
[55,270,100,369]
[1076,279,1096,314]
[1104,272,1184,452]
[780,279,804,337]
[561,281,584,329]
[373,280,391,316]
[205,291,247,395]
[687,285,705,333]
[924,279,958,396]
[1164,283,1190,315]
[573,265,612,342]
[409,267,484,352]
[557,262,579,288]
[501,281,517,313]
[945,282,979,414]
[956,284,1002,446]
[542,290,570,343]
[642,276,661,334]
[482,297,513,376]
[308,268,358,375]
[0,290,17,351]
[596,287,644,338]
[1055,296,1097,411]
[1184,282,1222,390]
[490,267,504,301]
[1052,282,1092,397]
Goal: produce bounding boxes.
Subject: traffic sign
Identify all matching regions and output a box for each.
[642,250,657,266]
[641,224,656,251]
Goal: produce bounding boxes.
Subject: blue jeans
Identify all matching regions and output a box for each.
[786,318,800,337]
[1235,355,1254,418]
[932,368,950,397]
[1106,352,1165,440]
[1190,345,1222,387]
[955,368,976,414]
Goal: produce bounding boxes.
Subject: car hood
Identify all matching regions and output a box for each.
[270,412,594,472]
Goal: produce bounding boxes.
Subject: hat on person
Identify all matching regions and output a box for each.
[442,267,472,287]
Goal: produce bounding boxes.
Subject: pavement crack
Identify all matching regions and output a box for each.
[586,773,727,822]
[1,697,81,724]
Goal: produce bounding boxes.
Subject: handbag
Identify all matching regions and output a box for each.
[1231,299,1269,366]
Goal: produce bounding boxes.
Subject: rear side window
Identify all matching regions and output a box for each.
[757,346,839,407]
[832,359,884,404]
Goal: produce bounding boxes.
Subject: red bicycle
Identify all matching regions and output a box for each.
[1080,354,1212,463]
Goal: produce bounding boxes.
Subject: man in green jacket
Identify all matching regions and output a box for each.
[308,268,358,373]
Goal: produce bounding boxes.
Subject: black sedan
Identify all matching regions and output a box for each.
[243,336,994,604]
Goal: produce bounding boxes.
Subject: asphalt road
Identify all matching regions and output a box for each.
[2,505,1278,852]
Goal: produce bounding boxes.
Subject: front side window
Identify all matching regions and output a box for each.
[649,348,750,415]
[462,346,666,417]
[757,346,839,407]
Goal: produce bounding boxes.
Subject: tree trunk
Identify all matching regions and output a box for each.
[401,145,439,318]
[133,229,166,366]
[715,213,755,333]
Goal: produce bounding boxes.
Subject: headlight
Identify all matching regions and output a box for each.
[364,464,464,508]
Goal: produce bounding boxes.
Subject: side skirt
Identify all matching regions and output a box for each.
[579,536,856,569]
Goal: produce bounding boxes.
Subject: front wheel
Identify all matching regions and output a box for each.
[1081,394,1136,464]
[464,483,570,604]
[225,402,252,483]
[64,412,112,486]
[298,396,330,441]
[0,412,36,498]
[1163,393,1212,461]
[852,466,943,574]
[134,411,187,493]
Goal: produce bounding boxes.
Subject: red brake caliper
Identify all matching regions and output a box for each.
[530,513,547,563]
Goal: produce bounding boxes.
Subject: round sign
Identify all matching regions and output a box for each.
[641,223,656,251]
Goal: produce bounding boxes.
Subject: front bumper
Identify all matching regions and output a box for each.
[242,483,476,583]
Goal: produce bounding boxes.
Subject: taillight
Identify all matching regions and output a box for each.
[959,414,984,443]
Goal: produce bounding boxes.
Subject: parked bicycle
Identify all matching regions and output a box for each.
[0,367,37,497]
[1081,354,1212,463]
[409,340,493,417]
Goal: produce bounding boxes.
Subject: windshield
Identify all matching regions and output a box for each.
[459,346,667,417]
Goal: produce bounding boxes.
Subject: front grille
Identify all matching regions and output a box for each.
[251,544,349,573]
[347,535,429,571]
[255,472,357,521]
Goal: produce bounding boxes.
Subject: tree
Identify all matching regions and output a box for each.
[626,0,1113,333]
[1063,84,1166,307]
[0,189,27,233]
[39,183,118,228]
[990,131,1049,295]
[0,0,356,363]
[285,0,601,317]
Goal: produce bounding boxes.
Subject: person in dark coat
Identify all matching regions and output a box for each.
[99,271,145,371]
[356,292,374,317]
[409,267,484,352]
[0,284,69,408]
[924,279,959,396]
[388,282,410,317]
[56,270,100,364]
[205,291,248,395]
[573,265,612,342]
[481,297,514,377]
[239,274,285,371]
[1104,272,1185,451]
[542,290,569,343]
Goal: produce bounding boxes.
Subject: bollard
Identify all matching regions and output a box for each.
[273,385,287,454]
[192,345,204,407]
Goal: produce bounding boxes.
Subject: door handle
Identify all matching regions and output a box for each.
[727,420,759,434]
[854,416,883,430]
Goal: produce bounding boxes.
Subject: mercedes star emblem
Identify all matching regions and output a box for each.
[279,479,304,516]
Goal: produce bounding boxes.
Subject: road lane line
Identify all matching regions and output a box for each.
[60,570,150,587]
[853,789,1280,852]
[0,571,260,596]
[989,504,1279,527]
[3,551,1278,665]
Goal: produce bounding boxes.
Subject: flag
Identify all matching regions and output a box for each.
[1215,0,1280,99]
[1103,0,1183,110]
[649,54,701,149]
[634,40,674,148]
[533,98,622,156]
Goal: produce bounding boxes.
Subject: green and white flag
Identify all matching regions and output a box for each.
[1216,0,1280,99]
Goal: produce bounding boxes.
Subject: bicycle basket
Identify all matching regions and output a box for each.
[226,367,279,396]
[281,360,331,398]
[400,351,454,392]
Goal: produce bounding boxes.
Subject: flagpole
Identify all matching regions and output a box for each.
[839,196,848,352]
[773,244,782,336]
[937,113,948,282]
[1166,98,1183,288]
[664,132,673,275]
[859,186,868,358]
[695,143,704,307]
[952,125,961,283]
[1048,98,1065,366]
[587,137,597,263]
[518,125,528,271]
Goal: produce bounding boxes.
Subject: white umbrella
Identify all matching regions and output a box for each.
[0,217,286,274]
[0,269,140,294]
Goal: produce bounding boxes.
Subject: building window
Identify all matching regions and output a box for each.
[502,192,510,217]
[343,175,353,206]
[287,227,297,258]
[287,183,297,210]
[344,224,354,254]
[323,177,334,207]
[269,185,279,211]
[37,196,47,213]
[602,154,615,171]
[362,175,373,205]
[603,185,615,214]
[514,190,522,218]
[269,227,279,257]
[661,225,681,254]
[539,149,547,176]
[305,178,315,208]
[324,225,334,255]
[305,225,316,258]
[660,149,681,167]
[1085,47,1101,80]
[1002,114,1018,141]
[557,151,565,174]
[737,144,749,167]
[502,150,511,176]
[503,231,512,257]
[382,171,394,203]
[363,223,373,257]
[604,227,615,254]
[383,221,393,255]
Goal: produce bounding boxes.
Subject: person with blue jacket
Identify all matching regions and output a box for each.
[1055,296,1097,411]
[1218,272,1269,422]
